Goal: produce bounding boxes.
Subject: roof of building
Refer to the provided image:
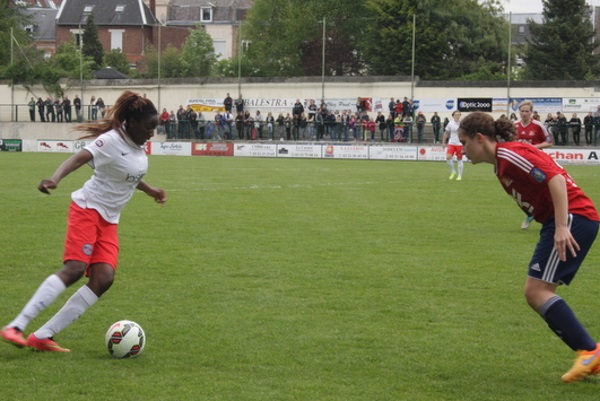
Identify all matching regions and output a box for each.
[21,7,58,41]
[91,67,130,79]
[501,13,544,25]
[168,0,253,23]
[56,0,159,26]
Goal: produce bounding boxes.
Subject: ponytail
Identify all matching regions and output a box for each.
[459,111,516,142]
[77,91,158,139]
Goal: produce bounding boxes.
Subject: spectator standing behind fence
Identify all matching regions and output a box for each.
[593,106,600,146]
[544,113,556,142]
[223,93,233,114]
[569,113,582,146]
[90,96,97,120]
[159,108,169,136]
[254,110,263,140]
[176,105,186,139]
[96,98,106,119]
[236,112,245,140]
[266,112,275,141]
[394,99,403,118]
[45,96,55,122]
[556,112,568,146]
[235,94,244,115]
[73,95,82,123]
[284,113,292,140]
[430,112,441,143]
[388,97,396,119]
[416,111,426,143]
[583,111,593,146]
[63,96,72,123]
[28,97,36,122]
[376,111,386,142]
[36,97,45,122]
[55,97,63,123]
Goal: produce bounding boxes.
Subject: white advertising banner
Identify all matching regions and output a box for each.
[37,140,73,153]
[151,142,191,156]
[369,145,418,160]
[562,98,600,113]
[323,145,369,159]
[543,148,600,165]
[234,143,278,157]
[276,144,322,158]
[416,146,447,161]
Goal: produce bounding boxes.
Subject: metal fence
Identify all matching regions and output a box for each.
[4,103,600,146]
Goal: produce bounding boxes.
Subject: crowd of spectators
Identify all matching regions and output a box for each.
[22,92,600,146]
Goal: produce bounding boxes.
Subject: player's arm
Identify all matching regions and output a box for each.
[535,124,553,149]
[441,130,449,146]
[137,180,167,204]
[38,149,93,194]
[548,174,579,261]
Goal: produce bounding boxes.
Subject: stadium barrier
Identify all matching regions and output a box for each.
[3,138,600,165]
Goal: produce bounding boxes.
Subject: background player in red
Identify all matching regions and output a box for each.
[514,100,553,229]
[1,91,166,352]
[458,111,600,383]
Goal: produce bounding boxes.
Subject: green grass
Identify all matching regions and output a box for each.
[2,152,600,400]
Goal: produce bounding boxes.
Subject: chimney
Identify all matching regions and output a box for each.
[149,0,156,17]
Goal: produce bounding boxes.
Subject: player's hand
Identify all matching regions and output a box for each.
[554,226,580,262]
[38,179,57,194]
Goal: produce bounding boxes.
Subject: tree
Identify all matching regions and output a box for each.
[524,0,600,80]
[104,49,131,76]
[0,0,35,79]
[143,44,183,78]
[180,25,217,77]
[243,0,368,77]
[362,0,510,80]
[82,13,104,70]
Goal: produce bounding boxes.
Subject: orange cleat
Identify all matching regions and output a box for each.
[562,344,600,383]
[26,333,70,353]
[1,326,27,348]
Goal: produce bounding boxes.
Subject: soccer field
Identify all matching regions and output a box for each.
[1,153,600,401]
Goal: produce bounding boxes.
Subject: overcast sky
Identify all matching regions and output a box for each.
[497,0,600,14]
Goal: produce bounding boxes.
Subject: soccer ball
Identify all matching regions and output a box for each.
[105,320,146,358]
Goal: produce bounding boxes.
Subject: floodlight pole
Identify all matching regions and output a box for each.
[321,16,326,103]
[238,22,242,96]
[410,14,416,100]
[11,28,14,122]
[506,12,512,116]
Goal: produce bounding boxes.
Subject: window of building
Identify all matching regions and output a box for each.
[109,30,124,51]
[83,5,94,15]
[518,25,525,34]
[115,5,126,13]
[201,7,213,22]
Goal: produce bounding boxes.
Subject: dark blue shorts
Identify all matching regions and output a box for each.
[529,214,598,285]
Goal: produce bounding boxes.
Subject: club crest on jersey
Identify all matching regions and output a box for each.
[95,139,104,147]
[530,168,546,183]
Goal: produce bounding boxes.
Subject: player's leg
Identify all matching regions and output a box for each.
[526,215,600,382]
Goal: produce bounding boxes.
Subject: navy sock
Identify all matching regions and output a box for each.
[539,295,596,351]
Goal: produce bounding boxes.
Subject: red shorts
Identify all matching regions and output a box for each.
[446,144,463,160]
[63,202,119,272]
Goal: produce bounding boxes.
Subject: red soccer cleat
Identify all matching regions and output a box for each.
[1,326,27,348]
[26,333,71,353]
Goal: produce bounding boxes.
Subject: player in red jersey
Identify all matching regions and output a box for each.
[459,111,600,383]
[514,100,553,229]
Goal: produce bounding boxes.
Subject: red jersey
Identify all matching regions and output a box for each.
[495,142,598,224]
[514,119,551,145]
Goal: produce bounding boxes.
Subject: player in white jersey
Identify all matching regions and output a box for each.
[1,91,166,352]
[442,110,464,180]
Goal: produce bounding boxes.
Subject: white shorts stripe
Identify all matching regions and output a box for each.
[542,214,573,282]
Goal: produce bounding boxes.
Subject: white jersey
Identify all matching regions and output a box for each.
[445,120,461,146]
[71,129,148,224]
